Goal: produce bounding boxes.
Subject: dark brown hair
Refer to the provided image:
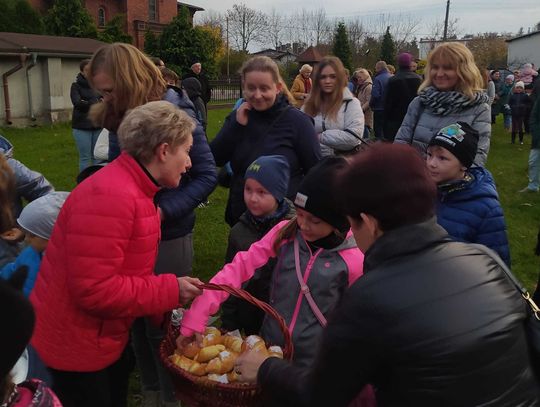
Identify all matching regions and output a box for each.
[337,143,437,231]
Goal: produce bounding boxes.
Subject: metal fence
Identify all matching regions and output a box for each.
[209,79,242,104]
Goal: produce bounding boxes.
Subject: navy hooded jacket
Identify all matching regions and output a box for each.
[108,88,217,240]
[436,166,510,266]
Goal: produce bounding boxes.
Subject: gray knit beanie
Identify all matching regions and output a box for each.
[17,192,69,239]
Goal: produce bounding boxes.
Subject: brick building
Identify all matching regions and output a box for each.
[28,0,203,49]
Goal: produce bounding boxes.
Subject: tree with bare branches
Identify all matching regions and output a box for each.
[266,9,286,49]
[226,3,267,51]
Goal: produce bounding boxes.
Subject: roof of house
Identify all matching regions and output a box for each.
[297,46,323,63]
[506,30,540,43]
[0,32,106,56]
[177,1,204,11]
[252,49,297,61]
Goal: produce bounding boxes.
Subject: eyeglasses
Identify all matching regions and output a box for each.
[320,74,337,80]
[98,88,114,97]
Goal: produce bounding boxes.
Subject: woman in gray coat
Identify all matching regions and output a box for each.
[395,42,491,166]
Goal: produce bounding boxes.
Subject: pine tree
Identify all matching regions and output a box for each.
[45,0,97,38]
[98,14,132,44]
[332,22,352,72]
[380,26,396,66]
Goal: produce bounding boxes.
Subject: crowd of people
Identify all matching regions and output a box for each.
[1,40,540,407]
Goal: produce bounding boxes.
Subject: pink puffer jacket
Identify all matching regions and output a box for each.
[30,152,180,372]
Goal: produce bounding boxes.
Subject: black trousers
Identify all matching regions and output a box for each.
[373,110,385,140]
[49,346,134,407]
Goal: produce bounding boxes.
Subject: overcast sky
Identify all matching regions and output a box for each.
[192,0,540,38]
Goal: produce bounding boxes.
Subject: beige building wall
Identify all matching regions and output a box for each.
[0,55,83,127]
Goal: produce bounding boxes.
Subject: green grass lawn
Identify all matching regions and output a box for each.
[2,110,540,405]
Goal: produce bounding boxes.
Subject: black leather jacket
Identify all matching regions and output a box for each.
[259,218,539,406]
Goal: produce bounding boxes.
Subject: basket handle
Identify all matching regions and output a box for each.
[194,282,294,361]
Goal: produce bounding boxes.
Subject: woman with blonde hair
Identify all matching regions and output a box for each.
[355,69,373,139]
[87,43,216,407]
[395,42,491,166]
[303,56,364,156]
[290,64,313,107]
[211,56,321,226]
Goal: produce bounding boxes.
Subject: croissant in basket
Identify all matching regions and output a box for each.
[222,335,243,353]
[205,350,238,374]
[196,344,226,363]
[241,335,268,354]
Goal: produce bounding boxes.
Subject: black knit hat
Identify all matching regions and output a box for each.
[0,271,35,378]
[294,156,350,232]
[428,122,479,168]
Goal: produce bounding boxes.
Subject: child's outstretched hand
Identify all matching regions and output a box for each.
[177,276,203,305]
[175,332,203,353]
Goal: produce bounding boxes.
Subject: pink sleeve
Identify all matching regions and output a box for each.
[180,221,290,336]
[339,232,365,286]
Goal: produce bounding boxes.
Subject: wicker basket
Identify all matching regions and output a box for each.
[160,282,294,407]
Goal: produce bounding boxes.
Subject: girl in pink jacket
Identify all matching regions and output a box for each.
[181,157,364,367]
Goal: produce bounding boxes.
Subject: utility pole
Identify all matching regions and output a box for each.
[226,16,230,80]
[443,0,450,41]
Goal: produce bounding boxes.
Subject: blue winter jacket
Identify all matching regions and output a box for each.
[436,167,510,266]
[369,69,392,111]
[0,246,42,297]
[108,88,217,240]
[0,135,54,216]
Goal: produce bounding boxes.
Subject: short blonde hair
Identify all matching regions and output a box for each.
[118,101,195,164]
[419,42,484,100]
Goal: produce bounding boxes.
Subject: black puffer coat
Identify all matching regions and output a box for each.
[70,73,101,130]
[259,218,539,407]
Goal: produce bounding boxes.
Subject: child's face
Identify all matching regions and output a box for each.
[296,208,335,242]
[515,87,524,93]
[244,178,278,218]
[25,232,48,253]
[426,145,466,184]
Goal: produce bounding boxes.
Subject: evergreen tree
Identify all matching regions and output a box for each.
[154,6,222,78]
[380,26,396,66]
[98,14,132,44]
[14,0,44,34]
[45,0,97,38]
[0,0,44,34]
[332,22,352,72]
[144,30,159,57]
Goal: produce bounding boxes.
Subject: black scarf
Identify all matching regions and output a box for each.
[419,86,490,116]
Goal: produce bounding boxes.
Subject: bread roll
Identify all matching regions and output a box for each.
[227,370,240,383]
[268,346,283,359]
[196,344,226,362]
[202,332,222,347]
[222,335,243,353]
[241,335,267,354]
[205,326,221,337]
[188,361,207,376]
[170,354,194,371]
[205,350,237,374]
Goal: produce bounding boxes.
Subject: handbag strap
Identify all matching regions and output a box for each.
[470,244,540,320]
[293,238,327,327]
